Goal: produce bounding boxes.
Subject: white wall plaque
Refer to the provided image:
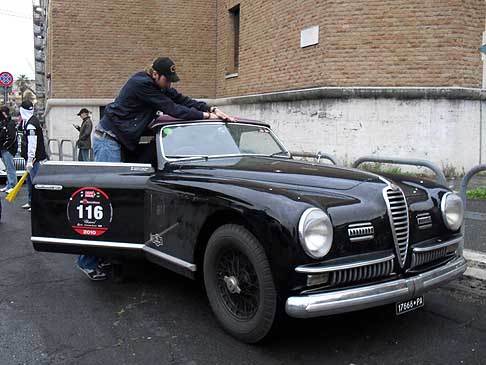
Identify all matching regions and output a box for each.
[300,26,319,48]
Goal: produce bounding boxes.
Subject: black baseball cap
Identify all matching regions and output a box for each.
[20,100,33,111]
[77,108,90,116]
[152,57,180,82]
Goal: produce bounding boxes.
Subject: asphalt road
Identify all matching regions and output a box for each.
[0,189,485,365]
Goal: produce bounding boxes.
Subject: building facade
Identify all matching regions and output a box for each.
[35,0,486,171]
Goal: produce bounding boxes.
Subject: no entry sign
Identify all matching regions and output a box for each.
[0,72,14,87]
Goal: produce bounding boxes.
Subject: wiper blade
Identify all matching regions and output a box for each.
[167,155,209,162]
[268,151,291,158]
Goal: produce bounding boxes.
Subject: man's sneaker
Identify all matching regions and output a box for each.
[21,203,31,209]
[28,208,31,212]
[78,266,107,281]
[5,188,14,194]
[0,187,7,192]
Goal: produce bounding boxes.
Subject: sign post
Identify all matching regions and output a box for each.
[0,71,14,105]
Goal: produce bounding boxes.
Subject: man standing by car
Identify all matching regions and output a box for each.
[73,108,93,161]
[19,101,48,211]
[0,106,18,194]
[77,56,235,280]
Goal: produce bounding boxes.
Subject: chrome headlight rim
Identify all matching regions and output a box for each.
[440,192,464,231]
[298,207,333,259]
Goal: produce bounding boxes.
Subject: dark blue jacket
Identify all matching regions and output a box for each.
[100,71,210,151]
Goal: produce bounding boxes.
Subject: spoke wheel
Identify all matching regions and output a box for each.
[204,224,277,343]
[216,248,260,320]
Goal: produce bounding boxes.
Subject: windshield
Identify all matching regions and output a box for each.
[161,122,288,159]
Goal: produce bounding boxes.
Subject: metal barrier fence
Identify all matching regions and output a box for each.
[352,155,448,186]
[60,139,76,161]
[47,139,61,160]
[290,151,338,165]
[47,138,85,161]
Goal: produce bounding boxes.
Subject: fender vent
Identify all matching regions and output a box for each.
[348,222,374,242]
[416,212,432,230]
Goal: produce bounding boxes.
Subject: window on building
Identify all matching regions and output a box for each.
[227,4,240,77]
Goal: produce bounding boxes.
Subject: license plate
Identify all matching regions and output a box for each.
[396,296,424,315]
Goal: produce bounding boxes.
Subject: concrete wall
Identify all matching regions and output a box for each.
[210,88,486,173]
[45,88,486,173]
[45,99,112,159]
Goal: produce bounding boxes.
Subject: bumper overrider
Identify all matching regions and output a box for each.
[285,255,467,318]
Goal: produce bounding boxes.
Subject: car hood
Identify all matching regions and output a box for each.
[170,156,382,190]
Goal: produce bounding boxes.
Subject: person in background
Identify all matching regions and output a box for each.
[73,108,93,161]
[19,101,48,211]
[0,105,18,194]
[77,56,235,281]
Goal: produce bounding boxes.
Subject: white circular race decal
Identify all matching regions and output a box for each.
[67,187,113,237]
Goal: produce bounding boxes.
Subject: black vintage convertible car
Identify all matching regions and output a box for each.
[31,116,466,343]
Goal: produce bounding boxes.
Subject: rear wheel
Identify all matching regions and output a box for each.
[203,224,277,343]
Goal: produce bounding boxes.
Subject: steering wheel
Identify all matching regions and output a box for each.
[171,146,203,155]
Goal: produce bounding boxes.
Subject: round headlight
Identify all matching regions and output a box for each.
[440,192,464,231]
[298,208,333,259]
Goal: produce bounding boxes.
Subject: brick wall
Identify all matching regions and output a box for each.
[47,0,486,100]
[215,0,486,97]
[48,0,216,99]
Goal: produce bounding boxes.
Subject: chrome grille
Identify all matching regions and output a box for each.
[412,247,448,267]
[383,186,409,268]
[348,222,374,242]
[329,259,394,286]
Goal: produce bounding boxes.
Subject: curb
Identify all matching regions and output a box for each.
[464,249,486,281]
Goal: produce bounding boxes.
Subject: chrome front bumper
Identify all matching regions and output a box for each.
[285,255,466,318]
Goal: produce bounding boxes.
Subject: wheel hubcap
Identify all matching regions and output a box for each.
[224,275,241,294]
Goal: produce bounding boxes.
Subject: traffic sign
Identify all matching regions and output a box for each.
[0,71,14,87]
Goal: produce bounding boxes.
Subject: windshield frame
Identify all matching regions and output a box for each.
[157,121,290,163]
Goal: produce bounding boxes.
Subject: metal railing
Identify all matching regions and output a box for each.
[47,139,78,161]
[352,155,448,186]
[458,164,486,255]
[291,151,338,165]
[60,139,77,161]
[47,139,61,160]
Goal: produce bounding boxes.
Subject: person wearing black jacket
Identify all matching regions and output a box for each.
[0,105,18,194]
[77,56,235,281]
[19,101,48,210]
[73,108,93,161]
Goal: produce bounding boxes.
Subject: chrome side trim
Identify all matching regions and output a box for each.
[412,236,462,253]
[34,184,63,190]
[31,236,144,250]
[286,256,466,318]
[295,253,395,274]
[42,161,153,169]
[143,246,196,272]
[349,235,374,243]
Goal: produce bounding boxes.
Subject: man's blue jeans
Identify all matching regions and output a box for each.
[78,133,121,271]
[26,161,41,204]
[92,133,121,162]
[1,150,17,189]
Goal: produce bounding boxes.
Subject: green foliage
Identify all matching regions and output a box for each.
[467,187,486,200]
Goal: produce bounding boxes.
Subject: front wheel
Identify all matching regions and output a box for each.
[203,224,277,343]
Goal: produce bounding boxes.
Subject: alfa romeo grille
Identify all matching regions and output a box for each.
[329,259,394,286]
[383,186,409,268]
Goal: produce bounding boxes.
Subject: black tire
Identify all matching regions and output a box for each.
[203,224,277,343]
